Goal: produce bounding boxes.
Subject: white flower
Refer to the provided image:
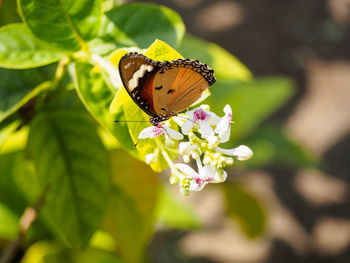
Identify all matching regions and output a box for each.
[216,145,253,161]
[163,125,183,140]
[179,142,198,163]
[132,103,253,195]
[179,142,192,155]
[145,153,156,164]
[138,124,183,140]
[176,158,227,192]
[181,105,220,139]
[207,135,219,149]
[215,104,233,143]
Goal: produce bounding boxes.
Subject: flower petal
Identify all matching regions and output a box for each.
[138,126,158,139]
[163,126,184,140]
[172,116,185,126]
[199,165,216,181]
[200,104,210,111]
[213,169,227,183]
[214,104,233,143]
[215,118,231,143]
[189,180,208,191]
[176,163,199,178]
[179,142,192,155]
[207,112,221,125]
[199,120,214,139]
[223,104,232,115]
[181,119,194,135]
[207,135,219,149]
[234,145,253,160]
[215,145,253,161]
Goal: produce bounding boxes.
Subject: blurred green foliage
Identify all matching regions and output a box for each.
[0,0,318,262]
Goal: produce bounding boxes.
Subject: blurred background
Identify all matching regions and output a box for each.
[1,0,350,263]
[128,0,350,262]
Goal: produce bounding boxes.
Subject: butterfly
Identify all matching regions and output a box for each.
[118,52,216,125]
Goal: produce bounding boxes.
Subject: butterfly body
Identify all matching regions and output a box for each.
[119,52,215,125]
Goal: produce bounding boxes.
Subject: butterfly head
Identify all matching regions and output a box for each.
[149,113,174,126]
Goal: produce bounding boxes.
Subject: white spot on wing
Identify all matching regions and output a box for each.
[128,64,154,91]
[125,62,132,69]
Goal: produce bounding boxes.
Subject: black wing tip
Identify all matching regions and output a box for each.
[163,58,216,86]
[120,53,216,85]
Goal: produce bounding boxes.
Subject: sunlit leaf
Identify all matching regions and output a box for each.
[100,3,185,49]
[0,24,65,69]
[21,241,124,263]
[224,183,266,238]
[90,230,116,252]
[0,119,21,150]
[19,0,103,50]
[28,110,110,248]
[74,61,138,158]
[0,125,29,154]
[0,203,19,240]
[145,39,183,61]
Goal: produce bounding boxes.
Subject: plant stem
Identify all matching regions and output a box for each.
[0,193,46,263]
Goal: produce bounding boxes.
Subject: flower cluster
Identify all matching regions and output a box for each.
[139,105,253,195]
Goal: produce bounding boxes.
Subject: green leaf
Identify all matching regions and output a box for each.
[0,151,67,244]
[0,0,21,26]
[0,24,66,69]
[239,125,319,168]
[0,66,51,123]
[145,39,183,61]
[103,149,159,263]
[0,203,19,240]
[0,124,29,154]
[155,185,200,230]
[104,187,146,263]
[100,3,185,48]
[109,149,159,221]
[0,119,21,149]
[0,151,28,215]
[28,110,110,248]
[12,152,41,204]
[18,0,103,50]
[224,183,266,238]
[206,77,295,142]
[73,61,138,157]
[178,35,252,82]
[21,241,124,263]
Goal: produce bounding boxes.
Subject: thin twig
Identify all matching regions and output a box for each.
[0,193,46,263]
